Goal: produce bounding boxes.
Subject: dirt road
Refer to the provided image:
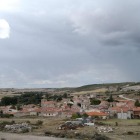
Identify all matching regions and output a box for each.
[0,132,72,140]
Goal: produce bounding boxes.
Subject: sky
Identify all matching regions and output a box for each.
[0,0,140,88]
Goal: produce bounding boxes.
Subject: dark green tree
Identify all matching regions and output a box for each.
[57,96,62,102]
[63,93,67,98]
[108,94,114,102]
[17,104,21,110]
[90,98,101,105]
[135,99,140,107]
[67,103,73,108]
[76,112,81,118]
[10,104,16,109]
[83,113,89,118]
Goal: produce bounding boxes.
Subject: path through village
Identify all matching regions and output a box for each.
[119,95,135,102]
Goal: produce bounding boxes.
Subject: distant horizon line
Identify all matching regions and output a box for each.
[0,81,139,89]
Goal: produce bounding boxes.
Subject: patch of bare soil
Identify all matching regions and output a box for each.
[0,132,71,140]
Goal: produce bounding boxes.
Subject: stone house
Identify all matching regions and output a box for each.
[41,99,55,107]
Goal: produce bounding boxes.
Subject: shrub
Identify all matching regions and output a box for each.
[3,121,9,124]
[95,135,109,140]
[95,115,99,119]
[53,132,61,137]
[44,131,52,136]
[11,120,15,124]
[95,122,105,125]
[36,120,43,125]
[127,131,134,135]
[2,114,11,118]
[1,138,6,140]
[94,133,110,140]
[71,113,79,119]
[83,113,89,118]
[26,121,30,124]
[114,113,117,118]
[21,128,29,133]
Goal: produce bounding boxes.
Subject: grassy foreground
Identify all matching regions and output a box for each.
[0,117,140,140]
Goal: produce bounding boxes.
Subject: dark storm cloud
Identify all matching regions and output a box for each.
[0,0,140,88]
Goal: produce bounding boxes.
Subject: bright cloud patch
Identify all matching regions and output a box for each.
[0,19,10,39]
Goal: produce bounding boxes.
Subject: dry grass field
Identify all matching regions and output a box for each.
[0,132,69,140]
[0,117,140,140]
[0,88,55,100]
[72,88,108,95]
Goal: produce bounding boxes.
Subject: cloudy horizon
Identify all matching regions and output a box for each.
[0,0,140,88]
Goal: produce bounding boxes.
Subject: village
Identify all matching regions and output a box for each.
[0,85,140,120]
[0,84,140,140]
[0,87,140,119]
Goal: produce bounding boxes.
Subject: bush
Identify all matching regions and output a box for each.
[3,121,9,124]
[53,132,61,137]
[127,131,134,135]
[94,133,110,140]
[11,120,15,124]
[2,114,11,118]
[44,131,53,136]
[95,115,99,119]
[1,138,6,140]
[36,120,43,125]
[95,135,109,140]
[71,113,79,119]
[95,122,106,125]
[21,128,29,133]
[26,121,30,124]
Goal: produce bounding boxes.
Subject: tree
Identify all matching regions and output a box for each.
[10,104,16,109]
[105,91,110,96]
[77,112,81,118]
[0,92,43,106]
[108,94,114,102]
[57,96,62,102]
[63,93,67,98]
[83,113,89,118]
[90,98,101,105]
[17,104,21,110]
[67,103,73,108]
[94,115,99,119]
[114,113,117,118]
[0,110,3,116]
[135,99,140,107]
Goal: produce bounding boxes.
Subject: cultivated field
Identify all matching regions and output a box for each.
[72,88,108,95]
[0,88,54,100]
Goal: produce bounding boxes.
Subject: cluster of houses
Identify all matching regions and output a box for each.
[0,94,140,119]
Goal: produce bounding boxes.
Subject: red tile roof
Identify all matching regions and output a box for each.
[133,107,140,111]
[9,112,16,115]
[86,112,107,116]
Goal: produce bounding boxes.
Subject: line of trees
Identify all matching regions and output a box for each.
[45,93,68,102]
[0,92,44,106]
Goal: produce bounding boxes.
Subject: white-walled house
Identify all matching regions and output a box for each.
[117,108,131,119]
[46,111,58,116]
